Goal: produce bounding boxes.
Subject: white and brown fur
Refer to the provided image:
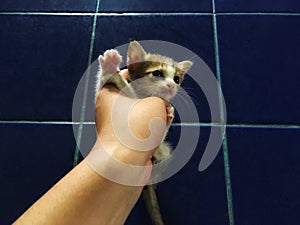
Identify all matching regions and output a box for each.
[96,41,192,225]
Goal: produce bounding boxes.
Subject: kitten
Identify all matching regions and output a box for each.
[96,41,192,225]
[96,41,192,161]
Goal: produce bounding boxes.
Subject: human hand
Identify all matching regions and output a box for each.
[93,69,168,167]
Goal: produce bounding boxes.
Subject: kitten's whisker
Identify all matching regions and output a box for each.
[151,86,161,98]
[177,93,190,113]
[185,54,197,62]
[180,87,199,106]
[174,89,195,116]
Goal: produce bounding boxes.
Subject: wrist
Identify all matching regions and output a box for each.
[85,138,152,186]
[96,134,153,165]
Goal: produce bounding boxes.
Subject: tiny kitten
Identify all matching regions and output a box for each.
[96,40,192,162]
[95,41,192,225]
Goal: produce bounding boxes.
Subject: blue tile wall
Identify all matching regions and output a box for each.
[0,124,74,224]
[215,0,300,13]
[93,16,215,67]
[227,128,300,225]
[92,15,215,123]
[99,0,212,12]
[0,15,92,121]
[126,127,228,225]
[218,15,300,124]
[1,0,299,225]
[0,0,97,12]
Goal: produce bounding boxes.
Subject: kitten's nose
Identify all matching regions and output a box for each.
[167,82,175,90]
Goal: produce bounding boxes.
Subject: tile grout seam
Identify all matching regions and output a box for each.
[212,0,235,225]
[0,12,300,16]
[0,121,300,129]
[72,0,101,167]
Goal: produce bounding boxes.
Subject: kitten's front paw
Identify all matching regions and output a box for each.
[99,49,123,75]
[166,104,174,125]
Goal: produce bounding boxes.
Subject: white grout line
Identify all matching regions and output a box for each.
[0,12,95,16]
[73,0,101,167]
[95,12,212,16]
[175,123,300,129]
[0,121,95,125]
[0,12,299,17]
[224,124,300,129]
[0,12,211,16]
[212,1,235,224]
[0,121,299,129]
[217,12,300,16]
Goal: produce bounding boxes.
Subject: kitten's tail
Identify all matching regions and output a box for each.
[143,185,165,225]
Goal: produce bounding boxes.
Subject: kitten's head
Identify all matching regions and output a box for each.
[127,41,192,101]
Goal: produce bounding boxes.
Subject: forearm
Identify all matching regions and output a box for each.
[14,155,143,225]
[14,92,166,225]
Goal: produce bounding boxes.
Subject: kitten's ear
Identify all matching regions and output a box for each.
[177,61,193,76]
[127,41,147,66]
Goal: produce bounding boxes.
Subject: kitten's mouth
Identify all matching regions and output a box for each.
[167,88,176,96]
[160,89,175,101]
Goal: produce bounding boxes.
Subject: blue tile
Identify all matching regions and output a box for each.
[227,127,300,225]
[126,126,229,225]
[0,123,75,224]
[217,16,300,124]
[92,15,216,123]
[0,15,92,120]
[73,122,226,224]
[99,0,212,12]
[0,0,97,12]
[215,0,300,13]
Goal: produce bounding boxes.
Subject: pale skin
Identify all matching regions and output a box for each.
[14,70,168,225]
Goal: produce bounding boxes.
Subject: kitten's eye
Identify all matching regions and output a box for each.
[174,76,181,84]
[152,70,163,77]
